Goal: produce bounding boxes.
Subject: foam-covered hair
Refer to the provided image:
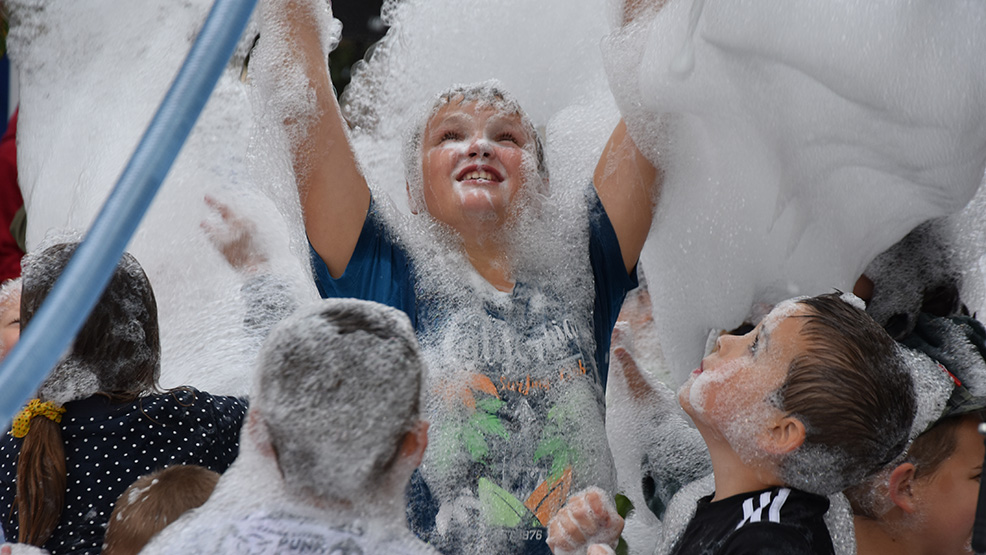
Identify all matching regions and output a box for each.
[21,243,161,405]
[0,277,21,309]
[401,79,548,213]
[254,298,425,503]
[776,293,915,495]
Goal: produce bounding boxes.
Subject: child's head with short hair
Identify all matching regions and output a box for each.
[848,412,985,555]
[847,313,986,554]
[102,465,220,555]
[253,298,427,507]
[679,292,915,496]
[774,293,916,493]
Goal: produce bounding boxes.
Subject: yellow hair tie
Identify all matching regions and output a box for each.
[10,399,66,438]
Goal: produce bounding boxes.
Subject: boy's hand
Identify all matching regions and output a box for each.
[202,195,268,274]
[546,487,624,555]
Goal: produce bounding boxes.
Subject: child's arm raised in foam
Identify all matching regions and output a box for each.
[594,0,668,275]
[594,119,660,275]
[266,0,371,278]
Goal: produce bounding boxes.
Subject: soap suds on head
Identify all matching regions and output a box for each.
[20,242,161,405]
[255,298,425,505]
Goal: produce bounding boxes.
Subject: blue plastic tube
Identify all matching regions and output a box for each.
[0,0,258,427]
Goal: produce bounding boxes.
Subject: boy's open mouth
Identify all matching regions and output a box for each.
[457,165,503,183]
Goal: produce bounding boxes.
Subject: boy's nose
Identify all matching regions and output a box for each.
[468,138,493,159]
[715,332,740,355]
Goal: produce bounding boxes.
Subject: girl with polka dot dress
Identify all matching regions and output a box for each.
[0,243,247,554]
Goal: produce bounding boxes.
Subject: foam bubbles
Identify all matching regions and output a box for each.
[899,347,954,440]
[839,293,866,312]
[605,0,986,384]
[342,0,617,214]
[6,0,316,396]
[654,473,713,554]
[823,493,857,555]
[605,321,710,547]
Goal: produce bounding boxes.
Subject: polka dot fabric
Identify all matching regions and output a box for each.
[0,388,247,554]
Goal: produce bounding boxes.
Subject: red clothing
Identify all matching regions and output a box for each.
[0,109,24,281]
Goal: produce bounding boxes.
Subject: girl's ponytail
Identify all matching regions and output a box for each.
[15,413,67,546]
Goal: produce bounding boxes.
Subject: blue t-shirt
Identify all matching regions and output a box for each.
[311,188,634,390]
[310,187,636,555]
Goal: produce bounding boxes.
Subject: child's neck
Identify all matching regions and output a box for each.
[464,240,514,292]
[702,428,784,502]
[853,514,915,555]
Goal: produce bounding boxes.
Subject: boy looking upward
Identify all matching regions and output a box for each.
[257,0,659,552]
[548,293,915,555]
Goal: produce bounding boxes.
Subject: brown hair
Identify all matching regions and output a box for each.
[14,243,161,546]
[775,293,916,495]
[909,411,985,479]
[103,465,220,555]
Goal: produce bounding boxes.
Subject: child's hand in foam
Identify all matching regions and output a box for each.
[202,195,268,274]
[546,487,624,555]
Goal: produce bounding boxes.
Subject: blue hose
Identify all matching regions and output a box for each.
[0,0,258,427]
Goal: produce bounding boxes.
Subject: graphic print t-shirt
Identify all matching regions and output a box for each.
[310,187,636,554]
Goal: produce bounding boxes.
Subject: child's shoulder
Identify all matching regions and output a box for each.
[669,486,834,555]
[139,388,248,421]
[714,487,834,555]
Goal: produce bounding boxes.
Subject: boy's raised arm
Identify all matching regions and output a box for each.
[594,119,660,275]
[593,0,665,275]
[264,0,371,278]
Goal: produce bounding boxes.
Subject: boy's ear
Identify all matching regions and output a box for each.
[246,409,276,459]
[888,463,918,513]
[406,181,420,214]
[399,420,430,468]
[764,415,806,455]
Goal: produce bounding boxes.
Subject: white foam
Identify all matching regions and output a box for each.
[5,0,317,396]
[604,0,986,384]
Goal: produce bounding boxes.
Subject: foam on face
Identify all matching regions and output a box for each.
[402,82,548,214]
[686,299,797,419]
[683,300,800,465]
[717,343,788,467]
[685,355,738,417]
[413,99,544,226]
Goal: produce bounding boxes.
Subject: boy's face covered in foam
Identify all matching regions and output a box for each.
[420,100,537,236]
[678,301,806,451]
